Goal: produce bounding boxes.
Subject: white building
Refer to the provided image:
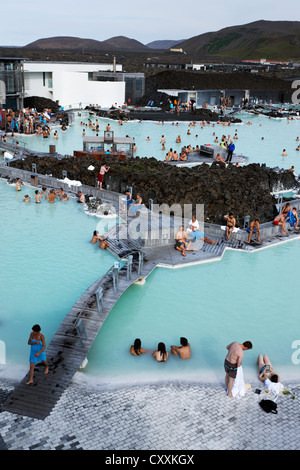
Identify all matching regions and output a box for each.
[23,61,125,109]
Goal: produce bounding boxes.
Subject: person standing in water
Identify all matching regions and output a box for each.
[26,324,48,385]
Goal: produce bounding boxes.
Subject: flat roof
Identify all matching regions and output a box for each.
[83,136,134,144]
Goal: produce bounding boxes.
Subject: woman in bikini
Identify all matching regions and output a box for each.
[152,342,169,362]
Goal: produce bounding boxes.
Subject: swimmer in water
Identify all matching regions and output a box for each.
[23,194,31,203]
[16,178,23,191]
[45,189,57,203]
[34,190,41,203]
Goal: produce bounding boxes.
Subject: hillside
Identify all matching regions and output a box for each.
[176,20,300,60]
[146,40,185,49]
[25,35,149,52]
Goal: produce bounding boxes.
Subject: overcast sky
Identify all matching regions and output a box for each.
[1,0,300,46]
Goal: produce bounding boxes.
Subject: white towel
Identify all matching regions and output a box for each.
[221,226,240,233]
[231,366,245,398]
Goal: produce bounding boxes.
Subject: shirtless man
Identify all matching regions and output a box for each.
[45,189,57,203]
[247,218,262,244]
[224,341,252,397]
[16,178,23,191]
[273,214,287,234]
[224,213,236,240]
[176,225,193,253]
[77,191,85,203]
[171,337,191,359]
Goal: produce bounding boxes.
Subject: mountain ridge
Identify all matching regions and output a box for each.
[22,20,300,59]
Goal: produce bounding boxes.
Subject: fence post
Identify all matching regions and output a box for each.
[95,286,104,315]
[127,255,133,281]
[138,251,144,276]
[112,262,119,293]
[75,318,87,347]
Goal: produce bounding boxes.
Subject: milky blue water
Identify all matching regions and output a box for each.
[84,240,300,385]
[16,110,300,173]
[2,111,300,385]
[0,180,116,379]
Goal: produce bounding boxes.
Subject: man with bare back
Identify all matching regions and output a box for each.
[224,341,252,397]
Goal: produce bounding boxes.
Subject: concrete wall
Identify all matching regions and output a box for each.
[23,62,125,108]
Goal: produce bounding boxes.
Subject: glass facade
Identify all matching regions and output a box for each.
[0,58,24,109]
[92,72,145,104]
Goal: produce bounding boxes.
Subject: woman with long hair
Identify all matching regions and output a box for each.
[152,342,169,362]
[130,338,148,356]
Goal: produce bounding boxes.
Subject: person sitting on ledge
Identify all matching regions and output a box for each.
[291,207,299,229]
[273,213,287,234]
[224,213,236,240]
[216,153,226,164]
[175,225,193,257]
[91,230,109,249]
[122,191,133,210]
[186,215,217,244]
[171,337,191,359]
[247,218,262,244]
[128,193,143,216]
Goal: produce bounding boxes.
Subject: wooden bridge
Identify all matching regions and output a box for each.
[0,242,154,420]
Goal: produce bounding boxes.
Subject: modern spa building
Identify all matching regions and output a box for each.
[159,88,291,107]
[23,61,126,109]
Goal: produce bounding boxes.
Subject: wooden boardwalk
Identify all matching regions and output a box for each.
[1,245,154,420]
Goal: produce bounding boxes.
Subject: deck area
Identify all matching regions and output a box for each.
[1,167,300,419]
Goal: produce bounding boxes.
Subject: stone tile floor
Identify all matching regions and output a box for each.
[0,377,299,450]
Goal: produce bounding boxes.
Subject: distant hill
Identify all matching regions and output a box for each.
[100,36,149,51]
[25,35,149,52]
[146,40,185,50]
[176,20,300,60]
[22,21,300,59]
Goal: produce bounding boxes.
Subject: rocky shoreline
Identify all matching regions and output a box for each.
[11,155,299,226]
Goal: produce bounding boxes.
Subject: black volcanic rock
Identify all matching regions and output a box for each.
[11,155,298,226]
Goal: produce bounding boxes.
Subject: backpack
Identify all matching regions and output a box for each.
[259,399,278,414]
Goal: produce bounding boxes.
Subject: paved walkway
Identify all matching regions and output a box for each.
[0,377,299,450]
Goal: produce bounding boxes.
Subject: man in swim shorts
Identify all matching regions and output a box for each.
[247,218,262,244]
[273,214,287,234]
[224,341,252,397]
[224,213,236,240]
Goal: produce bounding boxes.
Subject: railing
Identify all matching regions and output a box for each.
[95,250,144,316]
[61,103,99,111]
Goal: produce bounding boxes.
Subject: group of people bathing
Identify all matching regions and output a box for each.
[130,337,191,362]
[16,178,69,204]
[225,341,285,399]
[91,230,110,250]
[273,202,299,233]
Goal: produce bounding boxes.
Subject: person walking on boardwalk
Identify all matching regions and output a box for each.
[26,324,48,385]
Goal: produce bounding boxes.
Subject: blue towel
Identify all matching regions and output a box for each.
[287,210,296,227]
